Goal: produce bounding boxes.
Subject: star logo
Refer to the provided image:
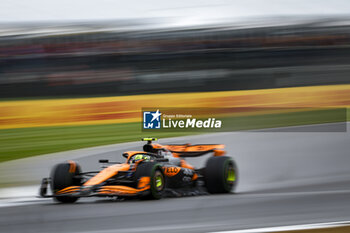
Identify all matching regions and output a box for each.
[150,109,162,122]
[143,109,162,129]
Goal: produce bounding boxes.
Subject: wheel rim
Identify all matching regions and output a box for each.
[154,171,164,191]
[226,166,235,182]
[224,162,235,191]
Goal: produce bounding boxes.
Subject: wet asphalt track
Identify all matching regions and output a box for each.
[1,122,350,233]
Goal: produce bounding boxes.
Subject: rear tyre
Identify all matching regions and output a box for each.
[134,162,165,199]
[204,156,238,194]
[50,161,82,203]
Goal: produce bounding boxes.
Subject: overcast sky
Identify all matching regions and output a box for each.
[1,0,350,23]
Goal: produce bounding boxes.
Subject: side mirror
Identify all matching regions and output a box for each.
[122,153,129,158]
[99,159,109,163]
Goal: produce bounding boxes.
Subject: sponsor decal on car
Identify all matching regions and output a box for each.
[163,166,181,177]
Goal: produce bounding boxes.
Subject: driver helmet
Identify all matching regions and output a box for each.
[133,154,151,163]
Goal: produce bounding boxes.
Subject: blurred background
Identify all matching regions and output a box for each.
[1,0,350,98]
[2,2,350,233]
[1,0,350,161]
[2,17,350,97]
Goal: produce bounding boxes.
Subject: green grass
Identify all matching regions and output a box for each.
[221,108,348,131]
[0,108,347,163]
[0,123,195,163]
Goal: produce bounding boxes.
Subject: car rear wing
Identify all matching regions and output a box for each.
[163,144,226,157]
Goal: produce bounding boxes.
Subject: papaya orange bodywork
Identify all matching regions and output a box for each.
[180,160,194,170]
[99,185,150,195]
[56,186,80,194]
[50,142,227,199]
[192,173,198,181]
[214,150,226,156]
[84,163,130,186]
[164,144,225,153]
[56,184,151,196]
[68,160,77,173]
[137,177,151,189]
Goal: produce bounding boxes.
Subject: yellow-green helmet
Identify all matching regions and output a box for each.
[133,154,150,162]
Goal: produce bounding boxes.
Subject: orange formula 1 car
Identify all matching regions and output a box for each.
[39,138,238,203]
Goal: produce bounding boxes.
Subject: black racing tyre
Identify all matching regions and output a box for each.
[204,156,238,194]
[50,161,82,203]
[134,162,165,199]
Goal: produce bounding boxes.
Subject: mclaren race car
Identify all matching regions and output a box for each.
[39,138,238,203]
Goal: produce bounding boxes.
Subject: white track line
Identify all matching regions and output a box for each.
[0,185,38,199]
[210,220,350,233]
[0,185,41,207]
[71,220,350,233]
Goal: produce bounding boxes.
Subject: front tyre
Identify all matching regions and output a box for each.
[134,162,165,199]
[204,156,238,194]
[152,169,165,199]
[50,161,82,203]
